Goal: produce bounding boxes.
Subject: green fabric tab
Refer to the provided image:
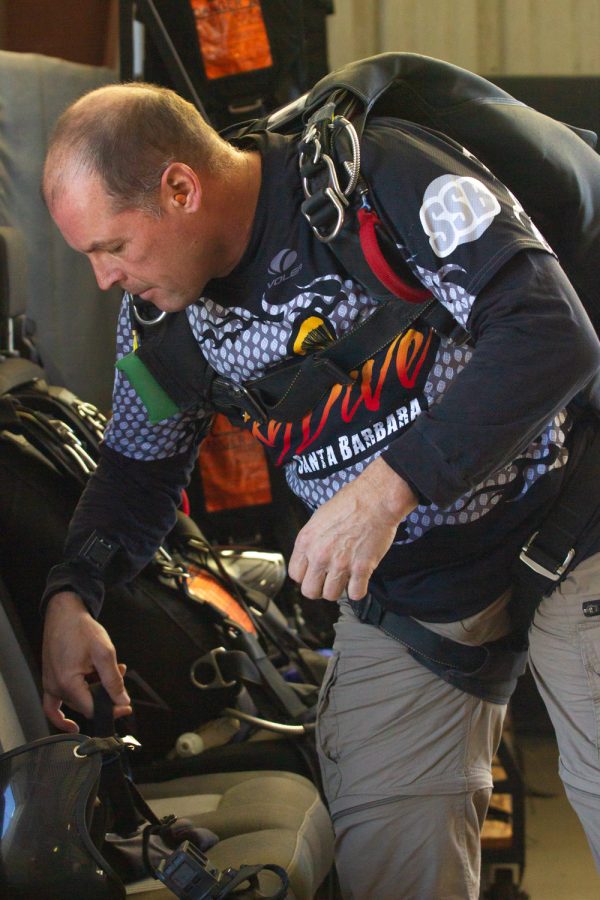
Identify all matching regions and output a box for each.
[116,352,180,424]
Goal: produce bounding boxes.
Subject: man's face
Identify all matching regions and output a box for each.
[50,171,207,313]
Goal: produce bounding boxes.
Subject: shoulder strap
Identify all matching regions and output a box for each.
[115,295,217,425]
[132,299,214,412]
[281,53,600,328]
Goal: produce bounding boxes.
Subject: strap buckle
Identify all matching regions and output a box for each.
[210,376,268,424]
[445,323,473,348]
[349,594,379,623]
[190,647,238,690]
[519,530,575,581]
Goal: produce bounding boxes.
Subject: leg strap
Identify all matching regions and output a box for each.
[349,595,527,704]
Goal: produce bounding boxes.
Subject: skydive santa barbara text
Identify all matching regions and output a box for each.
[293,398,423,477]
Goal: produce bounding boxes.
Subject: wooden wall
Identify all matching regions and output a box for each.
[0,0,119,68]
[327,0,600,76]
[0,2,598,77]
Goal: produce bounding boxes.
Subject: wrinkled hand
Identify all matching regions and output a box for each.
[288,456,418,601]
[42,591,132,732]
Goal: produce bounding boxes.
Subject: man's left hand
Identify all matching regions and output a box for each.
[288,456,418,601]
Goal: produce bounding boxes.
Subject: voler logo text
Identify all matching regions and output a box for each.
[268,249,303,288]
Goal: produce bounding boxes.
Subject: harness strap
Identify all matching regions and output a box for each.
[352,595,488,671]
[123,287,467,427]
[225,624,311,721]
[511,411,600,630]
[132,297,215,413]
[244,296,428,407]
[0,395,93,486]
[209,294,471,425]
[349,595,527,705]
[90,684,148,838]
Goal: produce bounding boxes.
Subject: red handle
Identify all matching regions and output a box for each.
[357,207,431,303]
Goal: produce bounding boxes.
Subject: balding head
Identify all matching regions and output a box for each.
[43,83,230,216]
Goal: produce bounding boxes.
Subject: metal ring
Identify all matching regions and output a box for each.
[126,291,168,327]
[302,187,346,243]
[331,115,361,197]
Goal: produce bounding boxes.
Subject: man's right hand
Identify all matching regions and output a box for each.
[42,591,132,732]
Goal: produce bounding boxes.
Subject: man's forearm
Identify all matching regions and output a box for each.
[382,252,600,508]
[42,438,201,617]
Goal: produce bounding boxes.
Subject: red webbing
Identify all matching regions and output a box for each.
[357,207,431,303]
[180,489,191,516]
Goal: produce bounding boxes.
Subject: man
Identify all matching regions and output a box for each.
[41,81,600,898]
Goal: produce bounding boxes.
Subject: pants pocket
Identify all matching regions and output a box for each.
[316,650,342,801]
[578,621,600,760]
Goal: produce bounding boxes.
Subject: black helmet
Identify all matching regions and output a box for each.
[0,733,125,899]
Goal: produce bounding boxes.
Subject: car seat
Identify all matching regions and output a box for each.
[0,48,122,410]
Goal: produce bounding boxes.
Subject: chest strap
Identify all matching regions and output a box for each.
[125,292,469,426]
[210,297,469,424]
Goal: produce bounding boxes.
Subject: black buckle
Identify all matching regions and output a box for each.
[446,323,473,348]
[423,301,472,348]
[211,376,268,424]
[349,594,377,623]
[78,531,119,571]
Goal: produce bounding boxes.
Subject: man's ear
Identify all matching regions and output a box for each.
[161,162,202,212]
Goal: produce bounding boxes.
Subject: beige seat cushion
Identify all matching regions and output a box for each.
[126,770,334,899]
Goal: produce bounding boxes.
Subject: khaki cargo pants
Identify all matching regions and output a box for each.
[316,599,506,900]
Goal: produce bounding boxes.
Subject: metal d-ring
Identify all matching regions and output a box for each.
[126,291,168,327]
[307,186,346,242]
[300,152,348,243]
[299,111,361,243]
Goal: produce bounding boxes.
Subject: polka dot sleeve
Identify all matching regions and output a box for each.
[103,296,203,461]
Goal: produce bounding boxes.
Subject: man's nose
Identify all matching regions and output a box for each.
[90,256,124,291]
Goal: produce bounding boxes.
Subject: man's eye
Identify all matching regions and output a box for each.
[109,244,124,254]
